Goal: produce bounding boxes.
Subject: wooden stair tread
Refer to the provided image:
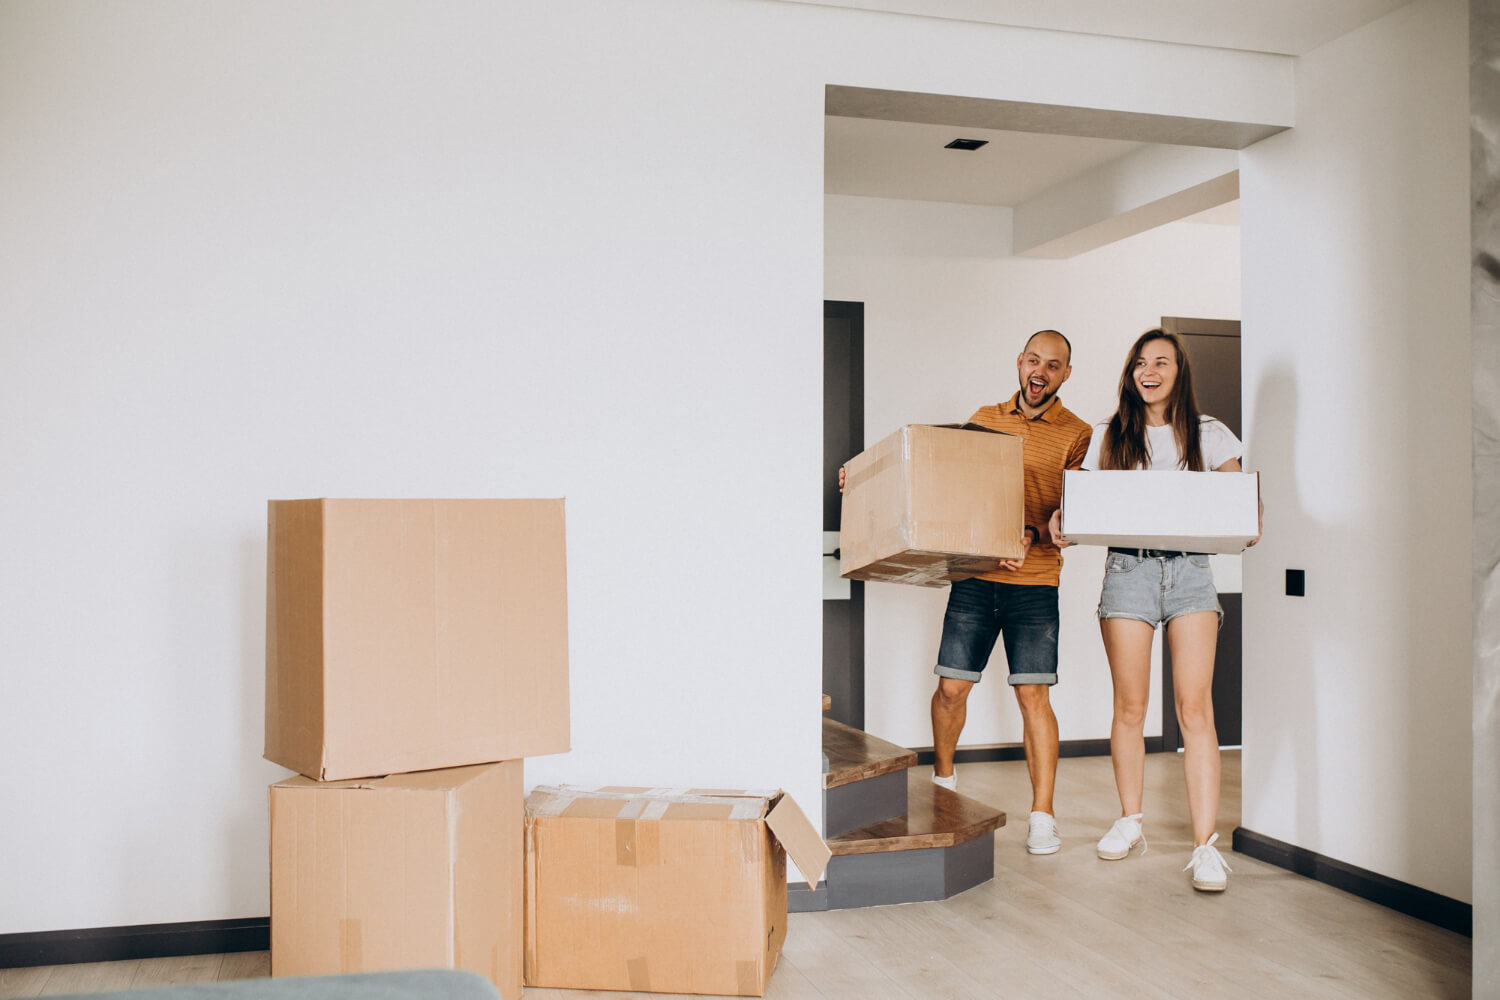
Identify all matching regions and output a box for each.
[826,770,1006,855]
[822,717,918,790]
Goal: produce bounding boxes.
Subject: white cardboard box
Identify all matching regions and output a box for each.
[1059,470,1259,554]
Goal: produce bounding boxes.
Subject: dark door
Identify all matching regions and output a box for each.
[1160,317,1243,750]
[823,301,864,729]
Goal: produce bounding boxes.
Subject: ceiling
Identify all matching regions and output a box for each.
[817,0,1410,211]
[826,117,1148,207]
[788,0,1410,56]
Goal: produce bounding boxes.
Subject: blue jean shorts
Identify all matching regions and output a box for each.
[1097,549,1222,628]
[934,578,1059,686]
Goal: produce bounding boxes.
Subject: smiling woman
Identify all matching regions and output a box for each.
[1076,327,1253,892]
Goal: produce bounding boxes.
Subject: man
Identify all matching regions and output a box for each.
[927,329,1091,856]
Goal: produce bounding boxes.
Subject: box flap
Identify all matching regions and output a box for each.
[765,794,830,886]
[928,421,1012,436]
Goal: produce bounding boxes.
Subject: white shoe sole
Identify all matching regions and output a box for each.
[1026,841,1061,855]
[1096,838,1141,861]
[1191,878,1227,892]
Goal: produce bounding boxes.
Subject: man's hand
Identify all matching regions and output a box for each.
[1048,508,1072,548]
[837,466,846,494]
[995,531,1032,571]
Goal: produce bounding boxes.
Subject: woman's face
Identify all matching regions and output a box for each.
[1132,338,1178,407]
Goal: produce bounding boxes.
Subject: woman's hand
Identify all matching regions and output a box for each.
[837,466,846,494]
[1048,508,1072,548]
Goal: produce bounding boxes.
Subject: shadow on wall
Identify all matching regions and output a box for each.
[1246,362,1318,850]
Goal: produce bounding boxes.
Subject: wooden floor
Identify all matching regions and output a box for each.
[0,753,1471,1000]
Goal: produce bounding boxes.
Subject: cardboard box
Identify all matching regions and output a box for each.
[839,424,1025,587]
[1059,470,1260,554]
[523,786,831,997]
[270,760,524,1000]
[265,498,569,781]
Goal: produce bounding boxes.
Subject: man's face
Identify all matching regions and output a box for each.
[1015,334,1072,411]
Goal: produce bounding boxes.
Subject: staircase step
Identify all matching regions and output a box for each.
[826,770,1006,856]
[822,717,918,790]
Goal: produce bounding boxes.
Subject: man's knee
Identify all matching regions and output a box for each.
[934,677,974,708]
[1013,683,1052,715]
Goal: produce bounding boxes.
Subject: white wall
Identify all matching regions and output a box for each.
[0,0,1298,934]
[1239,0,1472,902]
[826,195,1241,753]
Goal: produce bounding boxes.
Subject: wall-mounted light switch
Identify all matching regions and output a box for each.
[1286,569,1306,596]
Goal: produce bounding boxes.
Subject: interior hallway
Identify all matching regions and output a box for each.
[0,753,1470,1000]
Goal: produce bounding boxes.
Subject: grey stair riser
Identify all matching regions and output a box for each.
[823,768,908,838]
[824,833,994,910]
[787,881,830,912]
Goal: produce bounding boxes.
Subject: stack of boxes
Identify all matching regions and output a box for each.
[262,499,570,1000]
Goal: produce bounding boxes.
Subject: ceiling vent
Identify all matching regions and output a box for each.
[943,138,989,151]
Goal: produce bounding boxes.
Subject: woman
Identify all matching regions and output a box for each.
[1077,328,1255,892]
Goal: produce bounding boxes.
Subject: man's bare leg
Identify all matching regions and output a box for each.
[1014,683,1058,815]
[931,677,974,779]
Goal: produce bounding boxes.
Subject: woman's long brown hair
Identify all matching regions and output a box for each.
[1100,329,1205,471]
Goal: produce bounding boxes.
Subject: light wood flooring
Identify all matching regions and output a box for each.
[1,753,1472,1000]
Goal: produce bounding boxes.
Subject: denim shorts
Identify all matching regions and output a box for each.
[1097,549,1222,628]
[934,578,1059,686]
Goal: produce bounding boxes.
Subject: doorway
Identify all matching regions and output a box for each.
[1159,316,1244,750]
[823,300,864,730]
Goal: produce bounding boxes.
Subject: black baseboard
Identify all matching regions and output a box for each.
[1232,827,1472,936]
[0,917,269,970]
[914,736,1162,766]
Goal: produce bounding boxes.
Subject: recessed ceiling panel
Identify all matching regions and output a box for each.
[826,116,1145,206]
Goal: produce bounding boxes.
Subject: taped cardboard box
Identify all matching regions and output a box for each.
[1059,470,1260,554]
[524,785,831,997]
[840,424,1025,587]
[269,760,524,1000]
[265,498,570,781]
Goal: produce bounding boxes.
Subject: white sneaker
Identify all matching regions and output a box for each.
[1026,811,1061,855]
[932,772,957,791]
[1184,832,1231,891]
[1096,813,1146,860]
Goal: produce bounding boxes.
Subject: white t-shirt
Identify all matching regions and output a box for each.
[1081,415,1242,471]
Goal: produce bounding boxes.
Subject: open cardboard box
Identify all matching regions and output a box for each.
[1059,470,1260,554]
[839,423,1025,587]
[524,785,830,997]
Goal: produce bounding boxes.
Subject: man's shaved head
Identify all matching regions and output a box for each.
[1025,329,1072,365]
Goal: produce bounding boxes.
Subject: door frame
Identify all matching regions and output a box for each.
[1158,316,1243,752]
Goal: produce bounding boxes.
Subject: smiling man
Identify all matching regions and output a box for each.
[931,329,1092,856]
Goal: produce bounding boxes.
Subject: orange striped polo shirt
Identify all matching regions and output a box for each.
[968,393,1092,587]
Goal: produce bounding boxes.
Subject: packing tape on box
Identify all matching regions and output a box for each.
[737,960,759,996]
[338,919,362,971]
[526,791,575,818]
[627,957,651,991]
[615,818,636,866]
[842,448,898,493]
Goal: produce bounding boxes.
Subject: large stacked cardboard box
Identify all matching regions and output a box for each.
[265,499,569,1000]
[839,424,1025,587]
[265,498,569,781]
[270,762,522,988]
